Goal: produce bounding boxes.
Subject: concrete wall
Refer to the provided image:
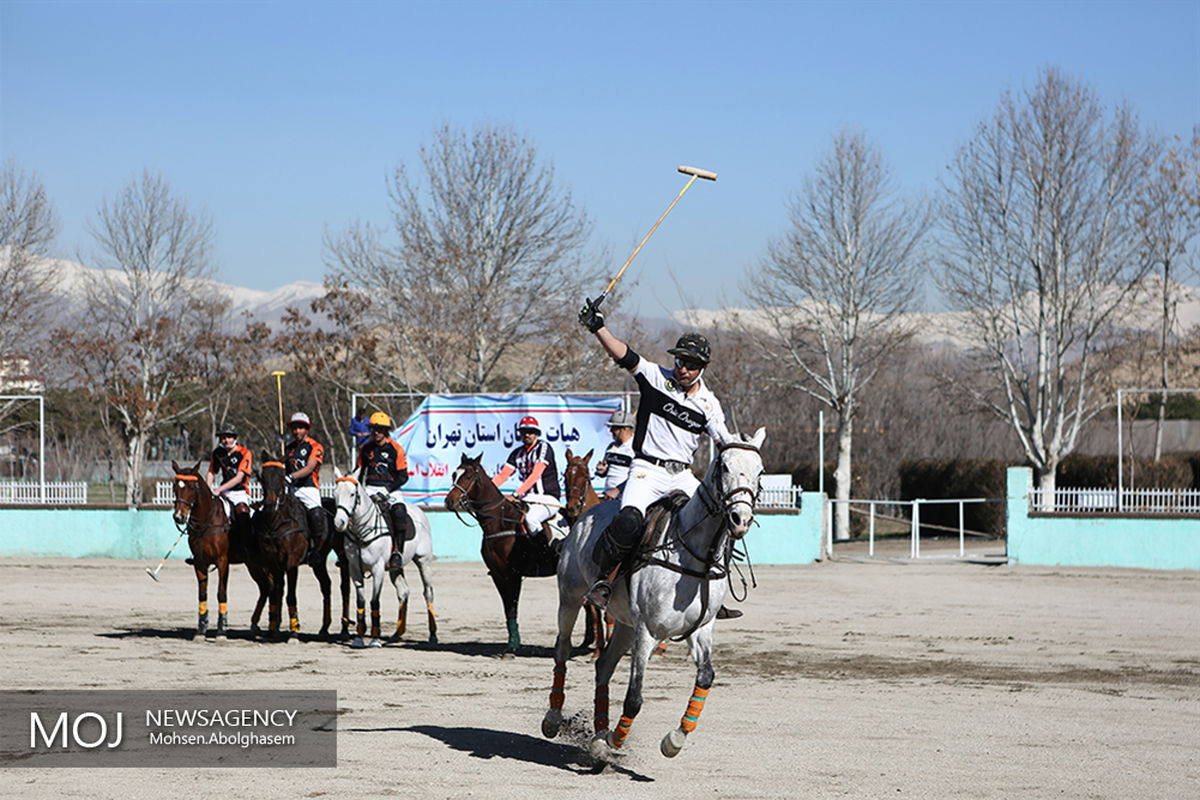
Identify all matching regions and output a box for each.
[0,492,827,564]
[1006,467,1200,570]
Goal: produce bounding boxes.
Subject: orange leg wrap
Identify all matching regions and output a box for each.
[218,602,227,615]
[549,661,566,710]
[611,714,635,748]
[593,683,609,732]
[198,601,208,616]
[680,686,710,733]
[289,606,299,633]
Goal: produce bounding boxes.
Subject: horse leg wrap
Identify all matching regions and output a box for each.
[549,661,567,710]
[370,609,381,638]
[610,714,635,748]
[506,617,520,650]
[396,603,407,636]
[218,602,227,615]
[199,601,208,617]
[593,683,609,732]
[289,606,300,633]
[680,686,710,733]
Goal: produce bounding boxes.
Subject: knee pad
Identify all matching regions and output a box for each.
[595,507,643,563]
[390,505,409,536]
[307,508,326,537]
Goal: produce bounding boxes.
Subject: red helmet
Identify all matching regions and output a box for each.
[517,415,541,433]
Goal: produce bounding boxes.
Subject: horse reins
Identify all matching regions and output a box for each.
[334,475,389,546]
[448,465,526,539]
[172,473,229,538]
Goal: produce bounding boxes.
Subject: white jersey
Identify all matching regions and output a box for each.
[629,354,730,464]
[601,439,635,491]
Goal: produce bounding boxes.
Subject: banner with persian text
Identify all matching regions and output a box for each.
[392,394,623,505]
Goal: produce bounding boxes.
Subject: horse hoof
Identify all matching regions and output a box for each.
[192,632,206,643]
[368,639,383,649]
[500,650,516,661]
[661,727,687,758]
[350,637,366,649]
[541,709,562,739]
[588,731,610,758]
[428,633,438,645]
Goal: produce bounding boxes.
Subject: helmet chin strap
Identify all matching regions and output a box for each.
[679,367,704,388]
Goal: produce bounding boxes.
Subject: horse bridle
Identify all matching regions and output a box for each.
[563,461,591,519]
[447,463,525,538]
[172,473,227,537]
[334,475,388,545]
[695,441,762,537]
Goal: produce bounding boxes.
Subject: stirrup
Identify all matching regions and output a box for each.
[585,580,612,609]
[387,551,403,570]
[716,606,743,620]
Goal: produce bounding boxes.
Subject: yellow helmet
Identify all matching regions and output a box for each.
[368,412,393,429]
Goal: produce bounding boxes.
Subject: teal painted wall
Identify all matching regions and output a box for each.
[1006,467,1200,570]
[0,493,826,564]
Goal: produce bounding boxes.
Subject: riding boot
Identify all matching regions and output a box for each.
[585,507,643,609]
[305,507,328,567]
[387,503,409,571]
[542,521,562,557]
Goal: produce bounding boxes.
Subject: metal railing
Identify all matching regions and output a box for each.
[0,481,89,505]
[1029,486,1200,514]
[826,497,1003,559]
[756,485,802,509]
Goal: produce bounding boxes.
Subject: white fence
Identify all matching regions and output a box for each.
[0,481,89,505]
[150,480,336,506]
[1029,486,1200,514]
[756,485,802,509]
[827,497,1002,559]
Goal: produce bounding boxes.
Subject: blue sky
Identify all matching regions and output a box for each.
[2,0,1197,317]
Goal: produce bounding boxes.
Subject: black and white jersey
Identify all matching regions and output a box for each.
[601,440,635,491]
[505,440,561,499]
[628,354,730,463]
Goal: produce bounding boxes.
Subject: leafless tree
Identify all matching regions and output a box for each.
[939,67,1152,499]
[55,170,216,505]
[324,122,607,393]
[0,161,59,363]
[743,129,930,539]
[1134,129,1200,460]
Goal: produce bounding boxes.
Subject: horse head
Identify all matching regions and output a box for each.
[258,450,287,511]
[332,465,361,533]
[562,448,595,522]
[713,427,767,538]
[170,459,207,527]
[445,453,487,514]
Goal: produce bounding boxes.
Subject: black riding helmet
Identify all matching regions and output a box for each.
[667,332,711,365]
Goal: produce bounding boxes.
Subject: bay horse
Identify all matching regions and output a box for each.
[170,460,249,640]
[252,455,337,640]
[445,453,570,655]
[332,468,437,648]
[562,447,611,653]
[542,428,766,758]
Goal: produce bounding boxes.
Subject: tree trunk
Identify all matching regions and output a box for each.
[1036,468,1057,512]
[125,431,148,507]
[833,415,853,541]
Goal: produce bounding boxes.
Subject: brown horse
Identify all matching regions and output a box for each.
[562,448,611,653]
[251,455,339,640]
[170,460,251,640]
[445,453,567,654]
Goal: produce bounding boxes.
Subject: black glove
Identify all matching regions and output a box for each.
[578,296,605,333]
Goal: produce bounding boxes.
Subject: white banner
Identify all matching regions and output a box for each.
[392,394,622,505]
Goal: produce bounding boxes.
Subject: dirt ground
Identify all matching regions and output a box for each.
[0,554,1197,799]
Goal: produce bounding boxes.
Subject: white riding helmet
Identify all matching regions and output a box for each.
[289,412,311,427]
[606,410,634,429]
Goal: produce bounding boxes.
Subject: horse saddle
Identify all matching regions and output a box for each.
[370,495,416,542]
[633,490,690,561]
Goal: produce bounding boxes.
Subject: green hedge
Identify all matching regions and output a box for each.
[898,459,1008,537]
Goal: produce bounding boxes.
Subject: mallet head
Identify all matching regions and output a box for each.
[678,165,717,181]
[145,567,160,582]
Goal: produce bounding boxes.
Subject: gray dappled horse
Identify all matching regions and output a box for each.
[331,467,437,648]
[542,427,766,758]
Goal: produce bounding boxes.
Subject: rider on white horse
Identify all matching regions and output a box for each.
[578,299,733,609]
[357,412,412,572]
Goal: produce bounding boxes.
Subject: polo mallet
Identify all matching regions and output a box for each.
[588,165,718,310]
[271,370,286,440]
[146,530,186,582]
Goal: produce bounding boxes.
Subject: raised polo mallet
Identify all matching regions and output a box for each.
[271,370,286,440]
[588,165,717,310]
[146,530,186,582]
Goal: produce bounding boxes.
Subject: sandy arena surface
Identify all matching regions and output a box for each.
[0,554,1197,799]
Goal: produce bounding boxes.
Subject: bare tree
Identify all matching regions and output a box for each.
[56,170,216,505]
[0,161,59,365]
[939,67,1152,499]
[743,129,930,539]
[1135,130,1200,460]
[324,122,606,393]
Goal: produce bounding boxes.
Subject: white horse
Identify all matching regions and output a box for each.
[331,468,437,649]
[541,427,766,758]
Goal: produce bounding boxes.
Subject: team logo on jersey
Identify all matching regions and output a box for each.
[665,379,678,392]
[634,470,648,480]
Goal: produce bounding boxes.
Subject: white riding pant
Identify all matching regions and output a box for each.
[292,486,322,510]
[219,489,251,507]
[619,459,699,515]
[521,493,560,534]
